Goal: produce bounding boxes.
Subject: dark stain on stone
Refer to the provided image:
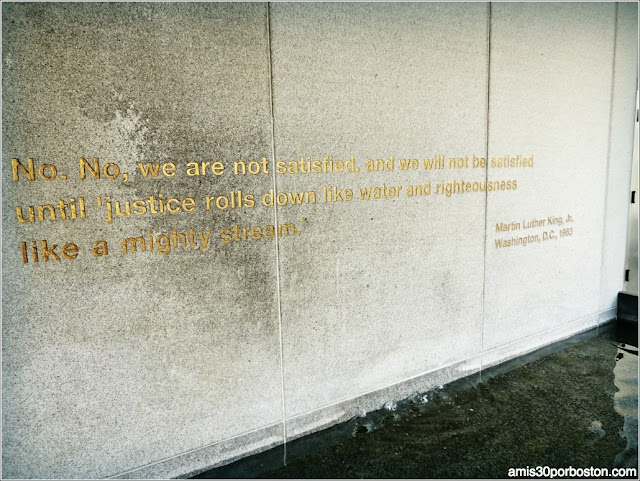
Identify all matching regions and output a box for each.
[3,2,280,363]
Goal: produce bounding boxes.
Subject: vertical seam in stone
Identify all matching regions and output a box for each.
[621,87,639,294]
[480,1,492,382]
[265,1,288,465]
[598,2,619,334]
[617,5,637,305]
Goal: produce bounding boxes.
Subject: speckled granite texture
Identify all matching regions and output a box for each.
[2,2,637,478]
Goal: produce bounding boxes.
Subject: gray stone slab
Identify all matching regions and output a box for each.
[111,423,285,479]
[2,3,282,478]
[482,313,599,371]
[483,2,619,351]
[285,354,481,443]
[599,2,638,309]
[3,2,638,478]
[269,2,489,419]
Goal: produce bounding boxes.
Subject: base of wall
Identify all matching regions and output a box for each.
[483,313,601,371]
[109,424,284,479]
[151,312,616,480]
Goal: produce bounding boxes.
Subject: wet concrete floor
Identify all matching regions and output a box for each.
[195,322,638,479]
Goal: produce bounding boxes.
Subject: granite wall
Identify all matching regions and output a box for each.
[2,2,637,478]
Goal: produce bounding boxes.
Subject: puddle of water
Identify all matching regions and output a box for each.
[613,341,638,468]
